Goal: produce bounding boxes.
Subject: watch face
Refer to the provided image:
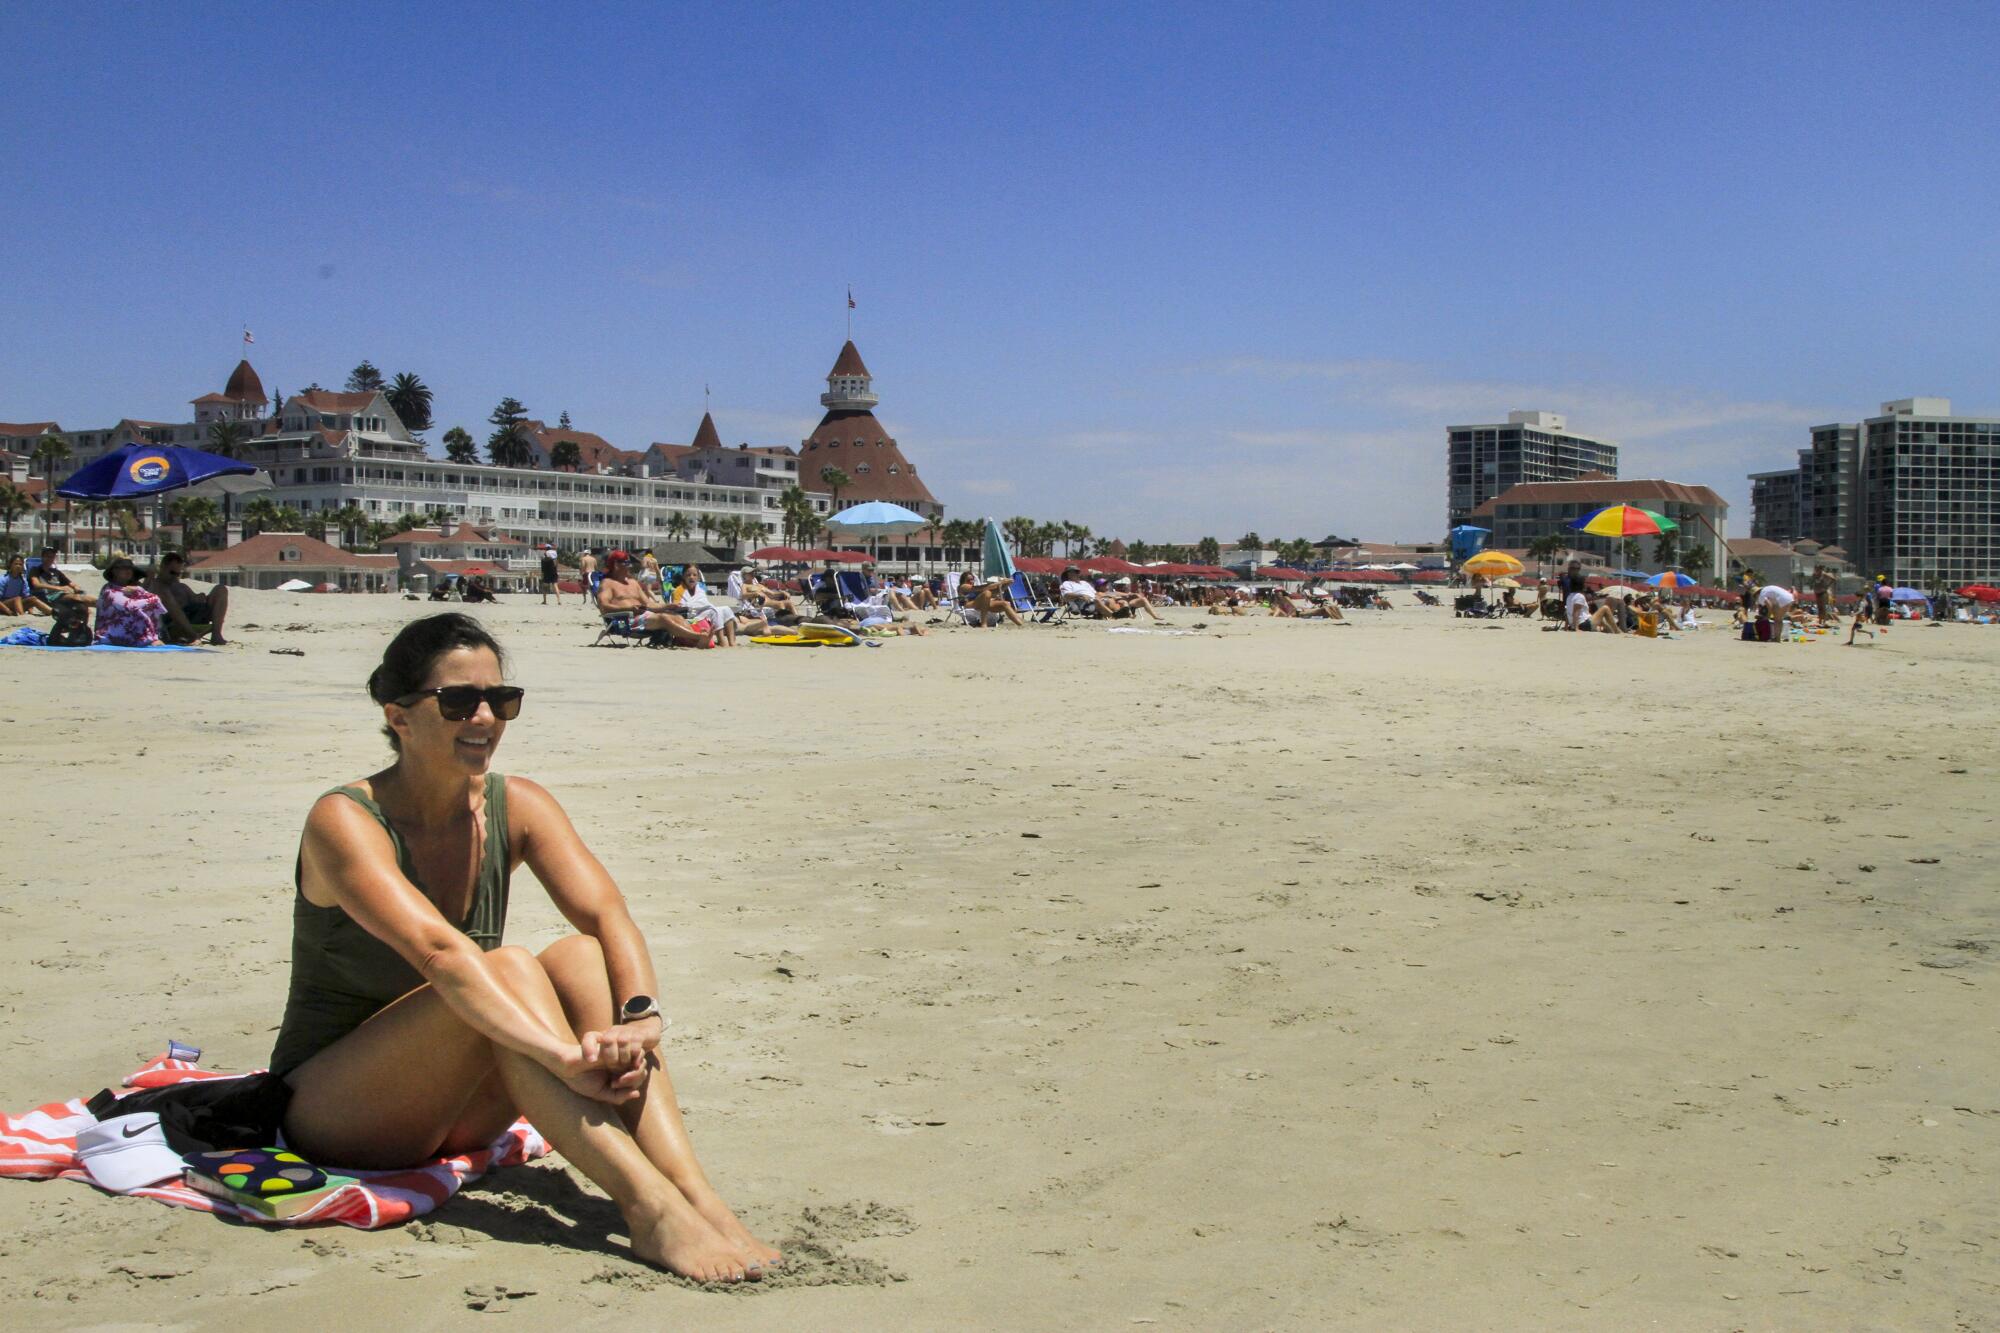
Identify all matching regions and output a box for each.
[622,995,657,1018]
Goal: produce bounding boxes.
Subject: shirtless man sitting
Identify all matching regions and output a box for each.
[594,550,712,647]
[147,550,230,645]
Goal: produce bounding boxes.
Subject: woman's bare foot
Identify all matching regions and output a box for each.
[688,1188,783,1268]
[626,1194,758,1283]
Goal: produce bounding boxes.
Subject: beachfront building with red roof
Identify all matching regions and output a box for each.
[797,341,941,518]
[7,338,956,570]
[378,522,531,589]
[1467,477,1729,582]
[185,531,397,592]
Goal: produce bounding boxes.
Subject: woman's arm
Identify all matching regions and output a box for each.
[300,795,605,1083]
[510,778,662,1034]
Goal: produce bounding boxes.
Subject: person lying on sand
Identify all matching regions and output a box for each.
[274,614,778,1282]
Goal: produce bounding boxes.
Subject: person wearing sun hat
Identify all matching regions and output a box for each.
[94,555,169,646]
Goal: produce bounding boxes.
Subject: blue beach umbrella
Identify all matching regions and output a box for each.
[1447,525,1490,561]
[1647,570,1698,589]
[981,516,1016,581]
[825,501,928,541]
[56,443,259,501]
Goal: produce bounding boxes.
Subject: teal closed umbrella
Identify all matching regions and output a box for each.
[982,517,1016,581]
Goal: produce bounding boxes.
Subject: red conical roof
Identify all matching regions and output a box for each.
[829,340,870,378]
[224,359,265,403]
[691,411,723,451]
[799,409,937,510]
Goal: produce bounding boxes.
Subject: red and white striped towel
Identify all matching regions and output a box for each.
[0,1052,547,1229]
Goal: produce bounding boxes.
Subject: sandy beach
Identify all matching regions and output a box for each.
[1,592,1995,1329]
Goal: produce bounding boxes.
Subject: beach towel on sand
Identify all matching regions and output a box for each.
[0,1051,547,1228]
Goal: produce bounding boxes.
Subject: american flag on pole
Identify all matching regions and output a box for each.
[847,287,855,310]
[243,328,254,345]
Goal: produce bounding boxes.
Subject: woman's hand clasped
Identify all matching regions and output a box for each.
[553,1020,662,1105]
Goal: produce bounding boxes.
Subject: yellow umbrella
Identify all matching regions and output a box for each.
[1462,551,1524,577]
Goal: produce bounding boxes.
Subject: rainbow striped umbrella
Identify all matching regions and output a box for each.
[1570,505,1677,537]
[1647,570,1698,589]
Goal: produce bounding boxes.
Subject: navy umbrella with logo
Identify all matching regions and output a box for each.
[56,443,261,500]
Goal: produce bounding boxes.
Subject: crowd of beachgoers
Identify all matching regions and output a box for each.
[9,537,1996,653]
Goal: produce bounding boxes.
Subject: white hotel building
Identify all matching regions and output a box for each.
[44,357,842,557]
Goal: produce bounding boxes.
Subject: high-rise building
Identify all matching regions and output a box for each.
[1748,468,1802,542]
[1747,398,2000,588]
[1445,411,1618,532]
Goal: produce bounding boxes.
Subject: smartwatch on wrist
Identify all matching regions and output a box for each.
[619,995,661,1025]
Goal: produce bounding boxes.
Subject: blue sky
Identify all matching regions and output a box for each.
[6,1,1997,540]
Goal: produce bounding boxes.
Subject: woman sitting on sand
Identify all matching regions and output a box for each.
[0,554,54,616]
[95,556,168,646]
[272,613,777,1282]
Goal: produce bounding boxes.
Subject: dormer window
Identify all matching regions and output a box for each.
[280,546,301,563]
[855,463,871,474]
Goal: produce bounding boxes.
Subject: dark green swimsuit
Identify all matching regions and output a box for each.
[270,772,513,1078]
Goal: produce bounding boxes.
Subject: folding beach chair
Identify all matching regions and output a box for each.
[1010,572,1063,624]
[592,611,674,648]
[835,570,895,620]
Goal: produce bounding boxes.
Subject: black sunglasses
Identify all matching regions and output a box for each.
[394,685,525,721]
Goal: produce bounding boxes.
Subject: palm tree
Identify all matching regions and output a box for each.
[442,426,478,464]
[426,505,458,531]
[1651,527,1681,570]
[104,500,138,556]
[206,419,250,458]
[30,433,71,555]
[694,511,716,547]
[0,482,32,551]
[666,511,693,543]
[941,518,978,561]
[1523,532,1567,579]
[1129,539,1154,562]
[818,466,850,513]
[717,515,747,554]
[274,504,305,531]
[1682,541,1714,580]
[386,372,433,434]
[550,440,582,472]
[1196,536,1221,565]
[333,502,369,547]
[1618,537,1641,570]
[794,509,825,545]
[1002,515,1037,555]
[1236,531,1263,557]
[167,496,222,548]
[241,497,282,537]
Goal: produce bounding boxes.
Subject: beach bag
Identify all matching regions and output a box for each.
[47,600,91,648]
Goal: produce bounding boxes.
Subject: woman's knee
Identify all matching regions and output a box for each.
[538,933,604,973]
[485,944,557,996]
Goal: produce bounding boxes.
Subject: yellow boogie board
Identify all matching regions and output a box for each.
[751,623,861,647]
